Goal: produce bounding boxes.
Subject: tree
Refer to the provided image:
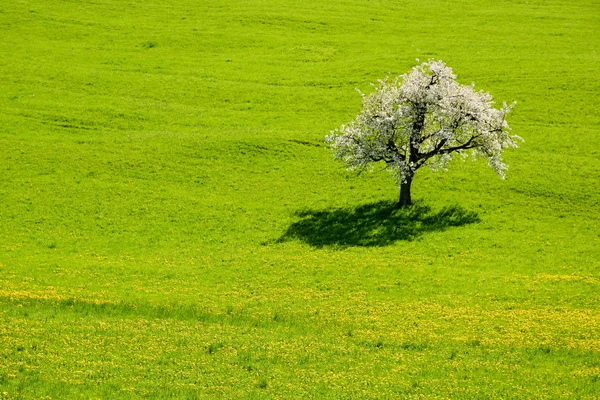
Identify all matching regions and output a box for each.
[326,60,522,207]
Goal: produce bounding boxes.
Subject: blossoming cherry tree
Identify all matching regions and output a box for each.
[326,60,521,207]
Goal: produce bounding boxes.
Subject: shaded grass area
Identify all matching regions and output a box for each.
[279,201,480,247]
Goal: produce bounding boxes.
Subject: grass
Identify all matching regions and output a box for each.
[0,0,599,398]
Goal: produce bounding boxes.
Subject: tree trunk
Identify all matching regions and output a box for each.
[398,176,413,208]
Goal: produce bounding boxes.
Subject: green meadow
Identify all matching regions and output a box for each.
[1,0,599,398]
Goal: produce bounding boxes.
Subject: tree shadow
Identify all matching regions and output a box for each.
[277,201,480,248]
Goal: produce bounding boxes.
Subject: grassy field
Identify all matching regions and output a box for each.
[1,0,599,398]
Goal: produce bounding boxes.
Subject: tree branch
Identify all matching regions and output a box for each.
[416,138,447,162]
[437,134,480,155]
